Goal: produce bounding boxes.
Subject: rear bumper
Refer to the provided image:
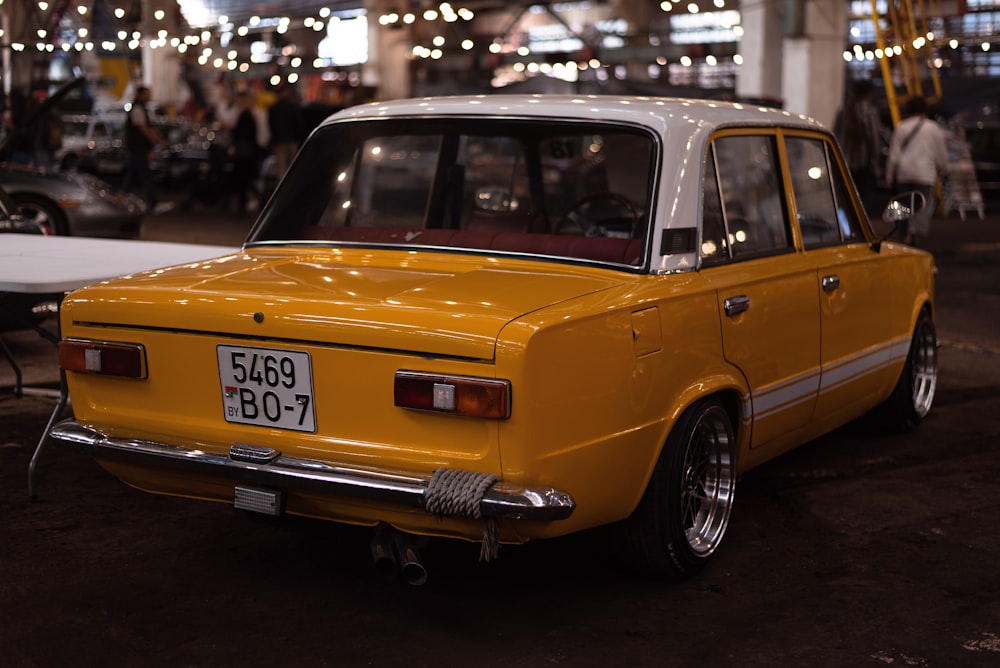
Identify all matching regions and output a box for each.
[49,419,576,521]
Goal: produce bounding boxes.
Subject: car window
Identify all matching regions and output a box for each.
[320,134,442,230]
[700,147,730,266]
[701,134,792,264]
[785,136,864,247]
[252,119,656,268]
[829,150,866,242]
[154,120,189,144]
[61,115,124,145]
[459,135,532,229]
[539,132,653,238]
[62,119,89,140]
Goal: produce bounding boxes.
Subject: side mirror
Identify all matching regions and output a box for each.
[883,190,926,224]
[871,190,926,243]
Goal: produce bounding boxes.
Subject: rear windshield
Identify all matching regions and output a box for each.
[249,118,657,268]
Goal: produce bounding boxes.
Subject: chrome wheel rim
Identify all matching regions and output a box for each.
[19,204,57,235]
[680,405,736,557]
[911,319,938,418]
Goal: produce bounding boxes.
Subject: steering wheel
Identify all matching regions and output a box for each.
[556,191,641,237]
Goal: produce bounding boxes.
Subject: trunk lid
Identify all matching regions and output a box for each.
[64,247,628,359]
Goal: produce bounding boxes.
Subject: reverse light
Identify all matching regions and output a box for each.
[59,339,147,379]
[394,371,510,419]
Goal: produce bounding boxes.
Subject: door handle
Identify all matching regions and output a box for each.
[723,294,750,317]
[822,274,840,292]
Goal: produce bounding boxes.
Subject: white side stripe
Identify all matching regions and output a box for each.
[744,336,911,422]
[751,370,821,420]
[819,336,910,397]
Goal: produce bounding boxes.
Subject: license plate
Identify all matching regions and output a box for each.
[217,345,316,432]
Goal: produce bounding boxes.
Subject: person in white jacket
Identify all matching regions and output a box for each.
[885,96,950,246]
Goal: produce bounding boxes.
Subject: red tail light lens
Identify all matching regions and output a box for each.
[59,339,147,379]
[394,371,510,419]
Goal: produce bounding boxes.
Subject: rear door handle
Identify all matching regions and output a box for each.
[822,274,840,292]
[723,294,750,317]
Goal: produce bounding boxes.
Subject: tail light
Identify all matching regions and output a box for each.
[394,371,510,419]
[59,339,147,379]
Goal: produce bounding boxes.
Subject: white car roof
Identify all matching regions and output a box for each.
[328,94,823,134]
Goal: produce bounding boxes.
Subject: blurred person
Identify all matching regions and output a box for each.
[228,91,261,216]
[266,83,306,192]
[885,96,949,246]
[37,103,62,171]
[123,85,170,212]
[833,79,884,213]
[21,90,62,170]
[3,88,59,169]
[2,88,32,164]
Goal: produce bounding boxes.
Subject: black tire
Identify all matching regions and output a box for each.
[616,397,736,579]
[879,308,937,431]
[15,195,69,236]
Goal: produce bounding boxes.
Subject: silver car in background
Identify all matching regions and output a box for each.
[0,164,145,237]
[0,77,145,237]
[57,111,127,177]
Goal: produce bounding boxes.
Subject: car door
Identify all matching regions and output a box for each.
[782,132,907,425]
[700,131,821,451]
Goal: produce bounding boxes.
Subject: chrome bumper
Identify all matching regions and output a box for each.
[49,419,576,521]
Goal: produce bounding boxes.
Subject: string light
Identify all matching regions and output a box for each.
[17,0,745,94]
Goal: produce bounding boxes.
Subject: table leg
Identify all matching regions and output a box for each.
[1,336,24,397]
[28,369,68,500]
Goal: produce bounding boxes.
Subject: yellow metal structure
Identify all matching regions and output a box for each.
[868,0,944,127]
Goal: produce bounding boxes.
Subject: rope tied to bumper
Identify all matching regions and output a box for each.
[425,468,500,561]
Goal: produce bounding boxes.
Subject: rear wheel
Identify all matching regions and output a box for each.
[879,309,937,431]
[617,397,736,579]
[15,195,69,236]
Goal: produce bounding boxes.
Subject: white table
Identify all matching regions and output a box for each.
[0,233,239,498]
[0,233,238,293]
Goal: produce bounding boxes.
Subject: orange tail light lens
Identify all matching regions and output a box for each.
[59,339,147,379]
[394,371,510,419]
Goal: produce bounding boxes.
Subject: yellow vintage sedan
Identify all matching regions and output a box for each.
[51,96,936,583]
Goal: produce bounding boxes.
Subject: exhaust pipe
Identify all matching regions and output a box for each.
[370,527,397,578]
[370,523,428,586]
[393,535,428,586]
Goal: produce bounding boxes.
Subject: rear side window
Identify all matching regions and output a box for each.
[701,134,792,264]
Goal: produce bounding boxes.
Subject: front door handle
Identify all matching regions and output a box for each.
[723,294,750,317]
[822,274,840,292]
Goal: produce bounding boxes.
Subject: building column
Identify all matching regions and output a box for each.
[144,46,182,111]
[780,0,847,129]
[737,0,847,128]
[139,0,183,111]
[364,0,412,101]
[736,0,784,103]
